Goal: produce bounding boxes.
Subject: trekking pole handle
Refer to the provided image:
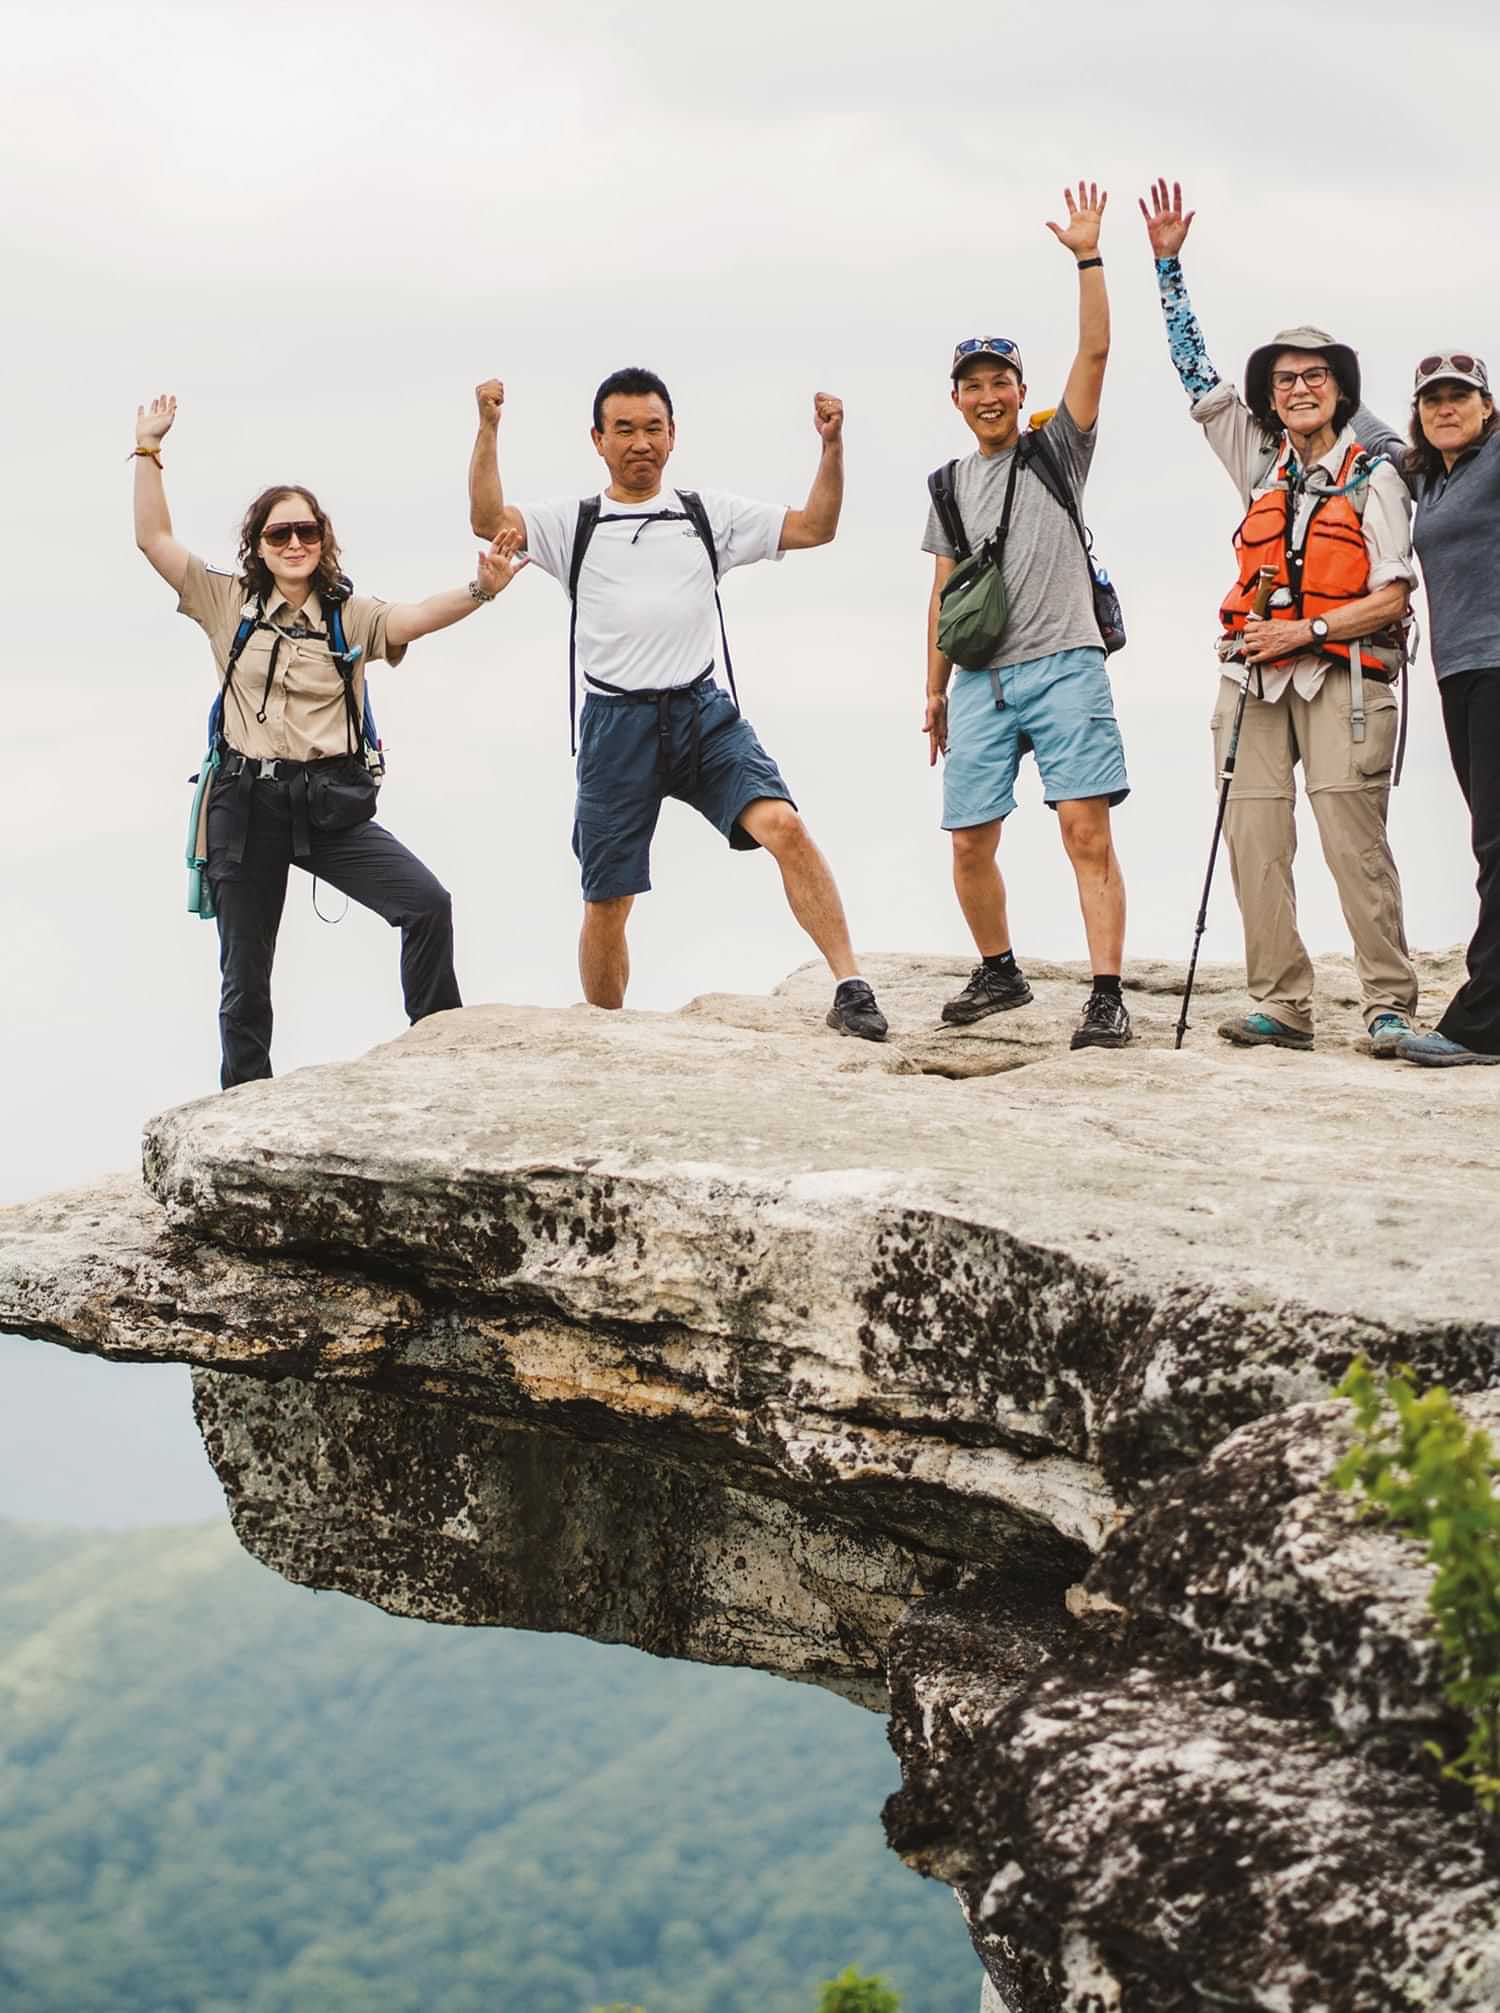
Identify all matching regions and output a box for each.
[1250,566,1277,621]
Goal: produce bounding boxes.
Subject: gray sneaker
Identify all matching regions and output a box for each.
[941,963,1034,1025]
[1396,1030,1500,1068]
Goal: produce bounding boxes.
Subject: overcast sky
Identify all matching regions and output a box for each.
[4,0,1497,1524]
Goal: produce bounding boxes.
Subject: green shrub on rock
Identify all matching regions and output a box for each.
[1333,1356,1500,1812]
[814,1966,902,2012]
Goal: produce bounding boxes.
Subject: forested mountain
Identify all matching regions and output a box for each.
[0,1521,976,2012]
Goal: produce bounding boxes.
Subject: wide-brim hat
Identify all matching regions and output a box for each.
[1244,326,1361,420]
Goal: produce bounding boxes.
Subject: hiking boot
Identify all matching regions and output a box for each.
[1367,1012,1414,1059]
[1217,1013,1313,1051]
[941,963,1034,1026]
[1070,989,1133,1051]
[1396,1030,1500,1068]
[827,978,888,1043]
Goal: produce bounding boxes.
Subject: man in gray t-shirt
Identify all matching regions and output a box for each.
[922,180,1131,1052]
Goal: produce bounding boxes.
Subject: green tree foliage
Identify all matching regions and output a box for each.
[0,1522,977,2013]
[1332,1357,1500,1810]
[815,1966,903,2012]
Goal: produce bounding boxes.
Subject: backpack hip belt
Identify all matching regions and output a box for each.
[584,666,716,789]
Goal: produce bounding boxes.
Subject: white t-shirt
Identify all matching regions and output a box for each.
[520,486,786,693]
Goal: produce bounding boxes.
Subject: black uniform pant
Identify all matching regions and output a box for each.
[208,773,461,1090]
[1438,666,1500,1055]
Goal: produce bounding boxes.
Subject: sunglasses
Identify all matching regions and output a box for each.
[954,338,1020,358]
[1269,366,1332,391]
[262,520,323,549]
[1418,353,1482,380]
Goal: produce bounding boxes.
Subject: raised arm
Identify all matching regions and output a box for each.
[778,395,845,550]
[1138,180,1222,402]
[468,379,527,542]
[1047,181,1110,431]
[132,395,190,592]
[384,528,529,651]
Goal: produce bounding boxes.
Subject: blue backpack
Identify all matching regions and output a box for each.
[185,575,381,919]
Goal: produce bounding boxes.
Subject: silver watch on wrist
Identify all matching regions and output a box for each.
[467,578,496,604]
[1309,616,1330,643]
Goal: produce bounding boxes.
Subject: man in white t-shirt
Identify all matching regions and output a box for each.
[468,366,887,1040]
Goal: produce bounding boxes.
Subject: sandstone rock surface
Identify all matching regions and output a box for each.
[4,948,1499,2010]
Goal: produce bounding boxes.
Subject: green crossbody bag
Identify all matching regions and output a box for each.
[932,449,1022,669]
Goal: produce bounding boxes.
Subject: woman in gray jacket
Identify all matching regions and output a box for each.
[1386,357,1500,1066]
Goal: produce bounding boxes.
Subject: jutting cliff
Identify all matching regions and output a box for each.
[5,948,1500,2011]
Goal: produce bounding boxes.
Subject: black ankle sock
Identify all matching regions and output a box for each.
[1091,973,1122,998]
[983,950,1017,975]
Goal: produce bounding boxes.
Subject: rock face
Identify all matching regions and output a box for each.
[4,949,1500,2009]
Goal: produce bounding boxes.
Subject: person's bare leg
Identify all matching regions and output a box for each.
[579,895,634,1008]
[1056,797,1125,970]
[949,818,1010,954]
[737,799,857,980]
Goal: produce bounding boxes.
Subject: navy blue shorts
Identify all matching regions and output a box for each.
[572,678,795,902]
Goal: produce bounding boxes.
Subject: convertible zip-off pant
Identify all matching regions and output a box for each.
[1210,664,1418,1036]
[207,770,460,1090]
[1437,666,1500,1055]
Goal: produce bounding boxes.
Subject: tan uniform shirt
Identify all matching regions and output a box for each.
[177,555,406,763]
[1192,383,1415,705]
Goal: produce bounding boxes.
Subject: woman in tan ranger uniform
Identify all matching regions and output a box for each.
[131,393,525,1089]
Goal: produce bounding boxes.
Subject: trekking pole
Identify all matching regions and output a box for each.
[1175,566,1277,1050]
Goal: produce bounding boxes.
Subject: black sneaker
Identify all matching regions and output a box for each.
[941,964,1034,1025]
[1070,989,1133,1050]
[827,978,889,1043]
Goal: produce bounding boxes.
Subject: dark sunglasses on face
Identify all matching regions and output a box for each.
[262,520,323,549]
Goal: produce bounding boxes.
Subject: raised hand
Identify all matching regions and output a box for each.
[136,393,176,449]
[1138,178,1195,259]
[475,379,505,428]
[475,525,529,596]
[813,393,844,444]
[1045,181,1107,258]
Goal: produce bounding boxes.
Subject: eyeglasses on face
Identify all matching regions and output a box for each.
[1270,366,1332,391]
[262,520,323,549]
[954,339,1019,358]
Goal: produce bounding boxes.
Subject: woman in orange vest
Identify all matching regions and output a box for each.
[1139,180,1419,1055]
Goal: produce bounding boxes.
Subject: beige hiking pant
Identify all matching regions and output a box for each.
[1210,666,1417,1035]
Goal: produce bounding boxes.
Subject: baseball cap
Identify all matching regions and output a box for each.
[951,338,1024,382]
[1413,352,1490,396]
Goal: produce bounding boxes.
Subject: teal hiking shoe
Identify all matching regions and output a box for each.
[1396,1030,1500,1068]
[1217,1013,1313,1051]
[1368,1012,1414,1059]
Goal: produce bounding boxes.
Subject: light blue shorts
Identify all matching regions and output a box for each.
[942,646,1130,829]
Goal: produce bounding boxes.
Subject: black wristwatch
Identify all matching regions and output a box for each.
[1309,617,1330,644]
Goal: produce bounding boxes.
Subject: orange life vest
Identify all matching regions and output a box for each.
[1219,440,1374,664]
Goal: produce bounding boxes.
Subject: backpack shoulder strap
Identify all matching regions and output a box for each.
[674,489,720,580]
[211,601,261,748]
[567,498,604,756]
[927,461,969,561]
[674,489,738,716]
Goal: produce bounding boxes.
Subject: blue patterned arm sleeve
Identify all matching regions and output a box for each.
[1156,255,1221,403]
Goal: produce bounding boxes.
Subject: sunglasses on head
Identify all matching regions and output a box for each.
[954,338,1019,358]
[262,520,323,549]
[1417,353,1486,387]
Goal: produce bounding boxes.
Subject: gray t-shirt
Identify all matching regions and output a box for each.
[922,400,1100,671]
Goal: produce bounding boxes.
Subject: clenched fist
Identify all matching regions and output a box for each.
[475,379,505,428]
[813,393,844,444]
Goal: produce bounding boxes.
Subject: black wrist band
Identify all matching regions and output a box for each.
[1077,257,1103,271]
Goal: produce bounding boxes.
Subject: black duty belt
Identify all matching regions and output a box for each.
[217,749,356,863]
[584,667,716,789]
